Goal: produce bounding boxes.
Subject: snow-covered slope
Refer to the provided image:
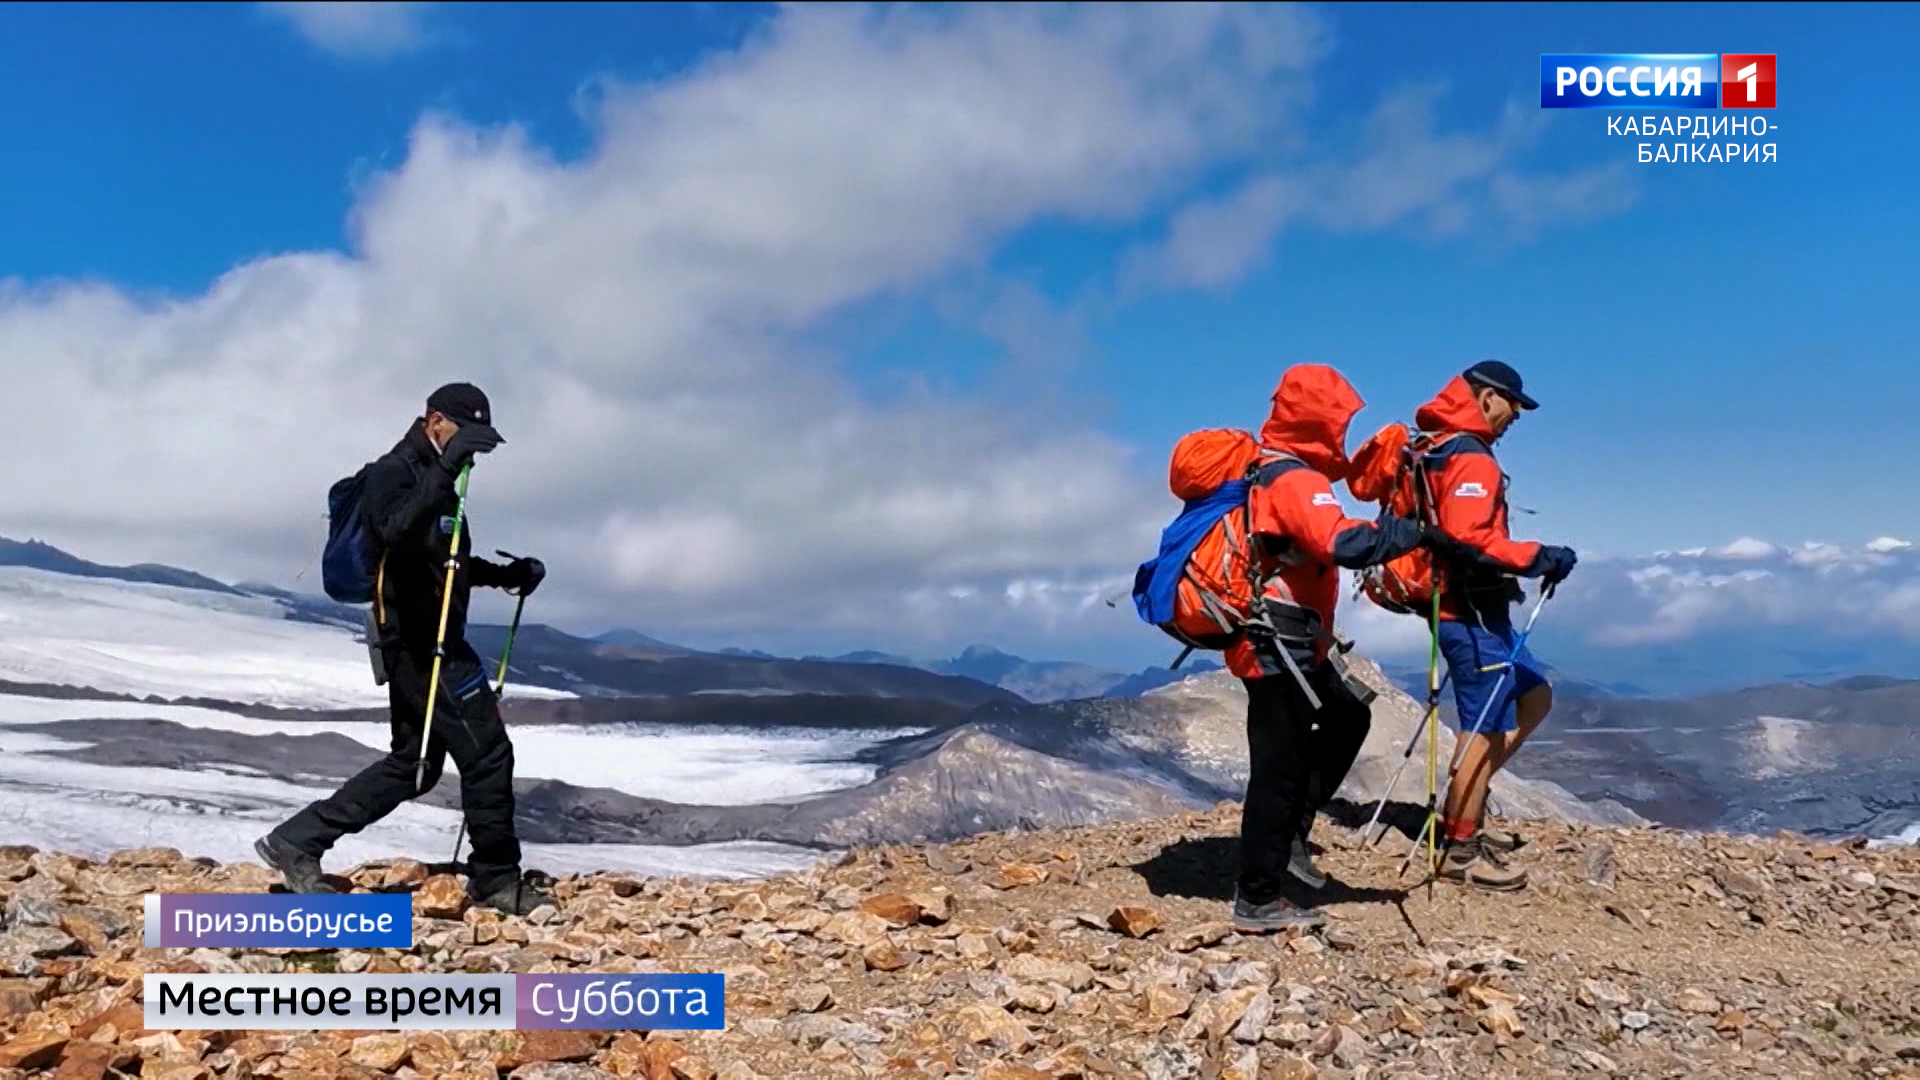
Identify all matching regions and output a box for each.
[0,566,567,710]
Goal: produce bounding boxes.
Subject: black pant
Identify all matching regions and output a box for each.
[276,641,522,894]
[1237,663,1372,905]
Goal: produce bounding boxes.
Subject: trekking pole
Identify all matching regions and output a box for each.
[1399,584,1554,878]
[451,557,530,865]
[1391,590,1445,876]
[1359,666,1452,847]
[1441,587,1552,779]
[415,464,472,795]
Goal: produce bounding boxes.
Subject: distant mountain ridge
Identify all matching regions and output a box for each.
[816,643,1221,703]
[0,536,241,595]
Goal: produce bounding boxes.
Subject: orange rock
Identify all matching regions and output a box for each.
[346,1032,410,1071]
[57,914,109,957]
[405,1031,460,1073]
[496,1029,605,1070]
[51,1043,116,1080]
[0,980,44,1021]
[74,1001,144,1040]
[0,1031,70,1070]
[982,1067,1053,1080]
[140,1065,210,1080]
[1106,906,1163,939]
[414,875,470,919]
[107,848,183,869]
[643,1038,688,1080]
[859,894,924,927]
[601,1030,649,1077]
[990,862,1048,890]
[863,942,912,972]
[669,1054,716,1080]
[906,890,955,925]
[383,860,429,888]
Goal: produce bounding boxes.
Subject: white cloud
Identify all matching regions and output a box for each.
[1789,541,1847,566]
[1868,537,1914,554]
[1713,537,1779,560]
[1540,542,1920,648]
[0,4,1325,653]
[261,2,438,58]
[1132,88,1638,290]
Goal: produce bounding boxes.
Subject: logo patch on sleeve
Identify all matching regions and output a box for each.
[1311,492,1340,507]
[1454,482,1487,498]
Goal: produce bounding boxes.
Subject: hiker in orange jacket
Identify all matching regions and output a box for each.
[1226,364,1425,933]
[1415,361,1577,892]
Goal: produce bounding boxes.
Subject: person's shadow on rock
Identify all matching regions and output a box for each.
[1129,835,1408,906]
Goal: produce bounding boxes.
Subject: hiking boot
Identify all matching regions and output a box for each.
[1477,828,1526,855]
[253,834,334,895]
[1437,836,1528,892]
[1231,890,1326,934]
[469,875,554,917]
[1287,834,1328,891]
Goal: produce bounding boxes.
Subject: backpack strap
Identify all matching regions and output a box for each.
[373,554,388,629]
[1402,430,1490,525]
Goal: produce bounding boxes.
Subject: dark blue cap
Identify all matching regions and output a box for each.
[1463,360,1538,411]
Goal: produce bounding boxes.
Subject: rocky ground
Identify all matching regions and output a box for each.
[1,810,1918,1080]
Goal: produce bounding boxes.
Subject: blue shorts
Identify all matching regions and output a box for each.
[1438,615,1547,736]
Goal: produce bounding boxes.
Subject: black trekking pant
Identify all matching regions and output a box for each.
[276,641,522,894]
[1237,664,1372,905]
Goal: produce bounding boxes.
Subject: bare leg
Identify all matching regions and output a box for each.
[1491,683,1554,772]
[1443,730,1511,837]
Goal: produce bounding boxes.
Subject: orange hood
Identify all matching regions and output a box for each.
[1413,375,1497,441]
[1259,364,1364,479]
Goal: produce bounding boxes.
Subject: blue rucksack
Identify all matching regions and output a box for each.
[322,467,380,604]
[1131,479,1251,629]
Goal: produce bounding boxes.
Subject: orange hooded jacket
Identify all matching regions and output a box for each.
[1224,365,1422,680]
[1413,376,1545,620]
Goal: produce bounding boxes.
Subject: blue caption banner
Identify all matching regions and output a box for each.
[518,974,726,1030]
[1540,54,1721,109]
[144,893,412,949]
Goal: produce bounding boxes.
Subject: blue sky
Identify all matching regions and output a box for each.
[0,2,1914,670]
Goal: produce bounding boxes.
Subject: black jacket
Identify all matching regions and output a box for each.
[363,421,508,658]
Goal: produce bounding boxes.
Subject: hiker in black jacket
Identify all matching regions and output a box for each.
[257,383,549,914]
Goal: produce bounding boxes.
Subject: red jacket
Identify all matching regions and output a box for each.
[1414,376,1544,620]
[1225,366,1422,679]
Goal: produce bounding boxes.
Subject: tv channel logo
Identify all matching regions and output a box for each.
[1541,54,1774,109]
[1720,54,1776,108]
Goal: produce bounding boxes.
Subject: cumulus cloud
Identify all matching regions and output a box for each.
[0,4,1332,654]
[1132,88,1640,290]
[1337,540,1920,672]
[261,1,439,58]
[1563,542,1920,648]
[1714,537,1780,560]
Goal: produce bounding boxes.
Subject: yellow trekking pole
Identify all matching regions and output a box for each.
[1398,585,1444,880]
[415,463,472,794]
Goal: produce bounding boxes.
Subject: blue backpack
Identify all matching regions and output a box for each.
[1131,479,1251,631]
[1131,429,1293,659]
[322,467,380,604]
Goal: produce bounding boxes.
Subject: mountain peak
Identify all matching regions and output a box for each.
[956,643,1018,661]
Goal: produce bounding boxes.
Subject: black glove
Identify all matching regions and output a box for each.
[1419,521,1474,562]
[439,423,504,474]
[1533,545,1578,586]
[499,553,545,597]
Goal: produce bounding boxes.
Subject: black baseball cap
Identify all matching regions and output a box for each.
[1462,360,1539,411]
[426,382,496,430]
